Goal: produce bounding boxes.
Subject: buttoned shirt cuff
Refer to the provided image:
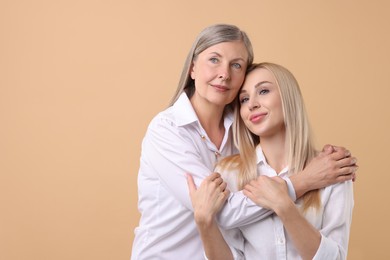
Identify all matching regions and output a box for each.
[284,177,297,202]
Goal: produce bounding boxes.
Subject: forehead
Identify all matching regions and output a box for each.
[200,41,248,60]
[242,68,276,89]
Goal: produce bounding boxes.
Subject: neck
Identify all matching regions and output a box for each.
[260,131,287,174]
[190,95,226,149]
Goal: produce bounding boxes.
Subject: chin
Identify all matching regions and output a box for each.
[209,97,232,107]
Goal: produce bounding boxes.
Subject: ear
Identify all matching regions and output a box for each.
[190,62,195,80]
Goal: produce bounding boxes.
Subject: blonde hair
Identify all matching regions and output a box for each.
[219,62,321,212]
[169,24,254,111]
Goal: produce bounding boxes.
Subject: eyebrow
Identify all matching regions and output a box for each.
[209,52,246,62]
[209,52,222,57]
[240,81,272,94]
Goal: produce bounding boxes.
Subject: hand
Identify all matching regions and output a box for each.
[300,144,358,192]
[330,145,358,182]
[243,176,291,212]
[187,172,230,226]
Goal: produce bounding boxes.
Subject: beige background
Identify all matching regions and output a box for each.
[1,0,389,259]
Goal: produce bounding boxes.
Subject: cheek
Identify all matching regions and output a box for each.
[198,66,215,81]
[232,72,245,85]
[275,103,285,122]
[271,95,283,112]
[238,74,246,85]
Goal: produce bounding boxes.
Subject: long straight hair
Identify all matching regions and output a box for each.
[219,62,321,212]
[169,24,254,111]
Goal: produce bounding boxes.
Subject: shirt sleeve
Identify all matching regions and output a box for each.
[284,177,297,201]
[141,116,213,210]
[313,181,354,260]
[217,191,274,229]
[143,115,295,228]
[216,170,297,229]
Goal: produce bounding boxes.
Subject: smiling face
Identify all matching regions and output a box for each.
[190,41,248,108]
[239,68,285,138]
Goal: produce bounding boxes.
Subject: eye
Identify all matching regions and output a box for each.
[240,96,249,104]
[232,63,242,69]
[259,89,269,95]
[210,57,219,64]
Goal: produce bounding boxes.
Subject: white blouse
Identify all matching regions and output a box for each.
[220,145,354,260]
[131,93,297,260]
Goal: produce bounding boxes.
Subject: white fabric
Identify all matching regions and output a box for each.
[220,145,354,260]
[131,93,297,260]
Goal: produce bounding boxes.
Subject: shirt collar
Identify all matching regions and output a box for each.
[172,93,198,126]
[255,145,266,165]
[172,93,234,128]
[255,145,289,175]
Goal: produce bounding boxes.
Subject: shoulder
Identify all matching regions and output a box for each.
[321,180,354,202]
[324,179,353,192]
[142,107,195,149]
[148,94,199,131]
[146,104,194,134]
[148,106,176,127]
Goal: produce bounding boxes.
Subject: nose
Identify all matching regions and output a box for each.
[249,99,260,111]
[218,65,230,81]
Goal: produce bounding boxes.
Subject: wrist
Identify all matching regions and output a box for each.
[290,173,310,198]
[274,199,296,219]
[194,211,214,227]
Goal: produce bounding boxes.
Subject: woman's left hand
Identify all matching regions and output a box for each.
[187,172,230,226]
[243,176,291,212]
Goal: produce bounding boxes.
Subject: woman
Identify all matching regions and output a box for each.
[188,62,355,259]
[132,24,356,260]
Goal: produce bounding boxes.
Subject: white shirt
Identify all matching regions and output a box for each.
[220,145,354,260]
[131,93,296,260]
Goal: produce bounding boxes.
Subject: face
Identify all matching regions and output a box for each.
[190,41,248,107]
[239,68,285,138]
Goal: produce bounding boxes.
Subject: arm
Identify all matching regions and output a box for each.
[312,180,354,259]
[187,173,234,260]
[142,117,217,210]
[146,118,274,225]
[216,190,275,229]
[217,144,357,229]
[244,176,354,260]
[215,167,276,229]
[243,176,321,260]
[290,144,358,198]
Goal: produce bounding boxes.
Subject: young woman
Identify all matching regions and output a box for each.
[132,24,357,260]
[188,62,355,259]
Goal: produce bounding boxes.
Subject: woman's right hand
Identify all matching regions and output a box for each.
[187,172,230,226]
[306,145,358,186]
[291,144,358,198]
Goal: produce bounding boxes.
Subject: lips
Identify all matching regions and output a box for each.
[249,112,267,123]
[211,84,229,92]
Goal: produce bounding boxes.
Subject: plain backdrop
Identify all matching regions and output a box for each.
[1,0,389,259]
